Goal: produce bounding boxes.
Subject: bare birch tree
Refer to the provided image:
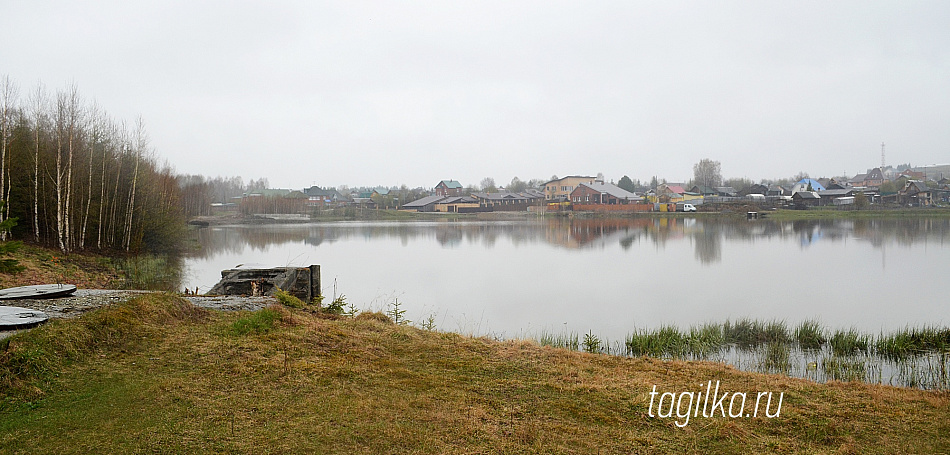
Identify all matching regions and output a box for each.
[0,76,18,241]
[28,84,50,243]
[80,102,103,249]
[125,117,147,251]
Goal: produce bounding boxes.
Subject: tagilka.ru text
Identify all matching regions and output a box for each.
[648,380,784,427]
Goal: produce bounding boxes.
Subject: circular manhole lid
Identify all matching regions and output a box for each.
[0,306,50,330]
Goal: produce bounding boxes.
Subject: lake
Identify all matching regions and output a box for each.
[183,216,950,342]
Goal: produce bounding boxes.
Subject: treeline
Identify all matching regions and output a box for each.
[0,76,184,254]
[177,175,269,217]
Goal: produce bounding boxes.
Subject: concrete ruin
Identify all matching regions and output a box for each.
[207,265,321,302]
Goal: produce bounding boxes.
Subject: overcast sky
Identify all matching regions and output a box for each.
[2,1,949,189]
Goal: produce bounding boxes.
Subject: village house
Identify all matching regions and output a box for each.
[817,188,855,206]
[790,179,826,194]
[899,181,933,206]
[570,182,641,204]
[861,168,886,187]
[824,179,851,190]
[742,184,769,196]
[435,180,464,197]
[434,196,480,213]
[542,176,598,201]
[656,183,687,203]
[715,186,738,197]
[791,191,821,208]
[767,185,787,196]
[304,186,346,207]
[401,195,444,212]
[688,185,718,197]
[848,173,868,187]
[472,191,543,211]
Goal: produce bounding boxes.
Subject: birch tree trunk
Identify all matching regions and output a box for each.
[97,119,112,250]
[124,118,146,251]
[0,76,17,241]
[55,92,66,252]
[30,84,48,244]
[63,84,82,252]
[80,103,101,249]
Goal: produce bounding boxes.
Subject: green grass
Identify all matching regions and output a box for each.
[766,207,950,220]
[795,320,827,351]
[227,307,284,336]
[3,295,950,453]
[536,329,579,351]
[877,327,950,361]
[822,356,868,382]
[569,320,950,389]
[830,329,870,356]
[759,342,792,375]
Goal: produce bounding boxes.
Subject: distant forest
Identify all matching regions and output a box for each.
[0,76,186,254]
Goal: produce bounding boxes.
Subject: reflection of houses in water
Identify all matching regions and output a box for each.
[435,226,464,247]
[188,218,950,266]
[542,218,654,249]
[792,220,854,248]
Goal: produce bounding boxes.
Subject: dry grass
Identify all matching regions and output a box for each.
[1,294,949,454]
[0,243,121,289]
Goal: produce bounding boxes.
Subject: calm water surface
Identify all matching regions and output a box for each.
[183,217,950,341]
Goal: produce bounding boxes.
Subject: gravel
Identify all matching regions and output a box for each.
[0,289,277,340]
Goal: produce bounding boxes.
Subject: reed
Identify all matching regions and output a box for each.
[822,356,867,382]
[794,319,826,351]
[537,330,579,351]
[830,328,869,356]
[876,326,950,361]
[624,325,687,358]
[684,323,725,359]
[758,342,792,374]
[723,318,759,349]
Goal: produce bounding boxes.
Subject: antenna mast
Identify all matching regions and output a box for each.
[881,142,885,169]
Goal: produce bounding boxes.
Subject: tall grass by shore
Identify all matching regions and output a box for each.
[537,320,950,390]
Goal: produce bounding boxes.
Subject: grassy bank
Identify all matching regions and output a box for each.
[762,206,950,220]
[0,243,121,289]
[2,295,948,453]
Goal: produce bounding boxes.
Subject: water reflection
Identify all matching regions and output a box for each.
[183,216,950,344]
[188,217,950,266]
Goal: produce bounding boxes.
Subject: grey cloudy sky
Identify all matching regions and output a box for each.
[2,1,949,189]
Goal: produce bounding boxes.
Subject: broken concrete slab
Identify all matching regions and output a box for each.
[206,265,320,302]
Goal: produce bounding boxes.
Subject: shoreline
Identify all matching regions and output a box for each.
[188,206,950,226]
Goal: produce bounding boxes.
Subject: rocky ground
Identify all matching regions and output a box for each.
[0,289,276,340]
